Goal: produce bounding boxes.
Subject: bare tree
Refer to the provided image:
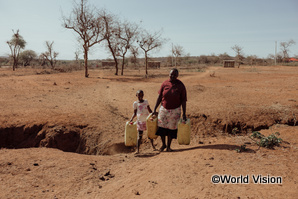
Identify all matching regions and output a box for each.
[39,54,47,66]
[172,44,184,67]
[116,21,139,75]
[280,39,296,62]
[41,41,59,69]
[270,52,283,64]
[75,49,80,61]
[74,49,81,68]
[231,45,244,68]
[101,10,120,75]
[138,29,166,75]
[246,55,258,66]
[63,0,105,77]
[6,29,26,71]
[130,46,139,67]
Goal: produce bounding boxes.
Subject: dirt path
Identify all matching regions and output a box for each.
[0,65,297,198]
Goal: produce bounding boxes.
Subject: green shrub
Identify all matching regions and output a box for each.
[251,131,263,139]
[250,131,282,149]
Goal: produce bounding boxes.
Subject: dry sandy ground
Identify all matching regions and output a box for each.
[0,65,297,199]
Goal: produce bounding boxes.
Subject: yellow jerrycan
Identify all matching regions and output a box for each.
[146,113,158,139]
[124,121,138,146]
[177,118,191,145]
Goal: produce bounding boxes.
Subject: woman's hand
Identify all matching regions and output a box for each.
[182,114,187,121]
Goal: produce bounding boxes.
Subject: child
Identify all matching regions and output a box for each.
[129,90,156,154]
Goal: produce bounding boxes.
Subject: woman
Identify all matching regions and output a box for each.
[153,68,187,152]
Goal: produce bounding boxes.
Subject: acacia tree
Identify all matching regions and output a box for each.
[7,29,26,71]
[101,10,120,75]
[280,39,296,62]
[19,50,37,66]
[172,44,184,67]
[41,41,59,69]
[129,46,139,68]
[138,29,165,75]
[116,21,139,75]
[231,45,244,68]
[63,0,105,77]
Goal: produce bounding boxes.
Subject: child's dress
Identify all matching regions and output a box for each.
[133,100,150,131]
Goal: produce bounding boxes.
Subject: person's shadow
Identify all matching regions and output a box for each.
[133,144,256,158]
[134,151,161,158]
[172,144,256,153]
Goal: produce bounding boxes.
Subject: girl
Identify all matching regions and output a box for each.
[129,90,156,154]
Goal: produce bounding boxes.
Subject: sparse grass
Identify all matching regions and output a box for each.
[284,62,298,66]
[197,68,206,72]
[246,68,259,73]
[231,127,240,135]
[235,144,248,153]
[184,68,206,73]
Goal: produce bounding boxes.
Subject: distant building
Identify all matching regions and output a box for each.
[101,61,115,67]
[148,61,160,68]
[288,58,298,62]
[223,60,235,68]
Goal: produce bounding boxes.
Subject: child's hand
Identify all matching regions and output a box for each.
[152,111,158,117]
[150,114,156,119]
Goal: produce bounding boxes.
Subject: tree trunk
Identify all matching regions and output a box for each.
[113,57,118,76]
[51,60,54,69]
[121,57,125,75]
[84,48,89,78]
[13,57,17,71]
[145,52,148,75]
[108,45,118,75]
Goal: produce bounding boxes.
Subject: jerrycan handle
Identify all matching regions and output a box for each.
[147,113,157,121]
[180,118,188,124]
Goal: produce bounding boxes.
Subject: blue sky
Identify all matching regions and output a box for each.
[0,0,297,60]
